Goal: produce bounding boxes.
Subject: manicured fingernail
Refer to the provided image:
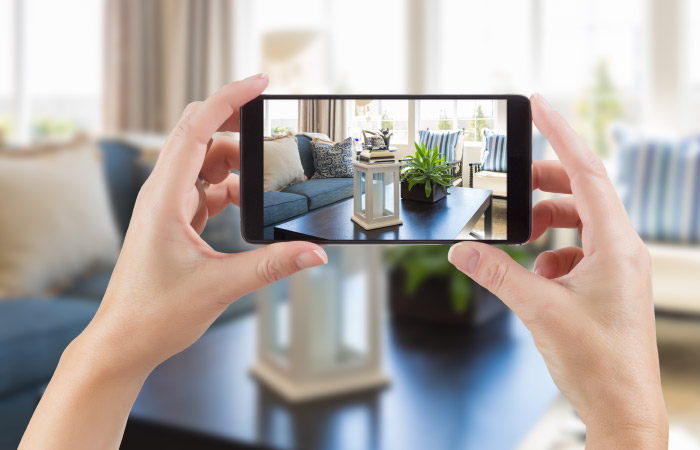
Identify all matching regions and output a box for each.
[246,72,267,80]
[295,249,328,269]
[448,243,480,275]
[532,93,550,108]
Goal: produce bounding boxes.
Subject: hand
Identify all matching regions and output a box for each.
[20,75,328,450]
[86,74,328,373]
[448,94,668,449]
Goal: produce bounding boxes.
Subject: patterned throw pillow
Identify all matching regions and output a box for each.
[310,137,354,179]
[615,129,700,243]
[481,129,507,172]
[418,130,462,162]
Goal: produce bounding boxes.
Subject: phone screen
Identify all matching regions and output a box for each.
[240,95,531,244]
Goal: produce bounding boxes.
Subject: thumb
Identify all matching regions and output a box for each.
[210,242,328,301]
[448,242,562,323]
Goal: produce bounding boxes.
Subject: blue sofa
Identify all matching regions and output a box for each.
[263,134,354,239]
[0,139,255,449]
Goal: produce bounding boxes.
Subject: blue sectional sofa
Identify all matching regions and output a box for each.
[263,134,354,239]
[0,139,255,449]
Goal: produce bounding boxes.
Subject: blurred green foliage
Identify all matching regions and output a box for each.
[385,244,533,313]
[576,59,624,157]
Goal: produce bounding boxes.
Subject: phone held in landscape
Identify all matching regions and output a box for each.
[239,95,531,245]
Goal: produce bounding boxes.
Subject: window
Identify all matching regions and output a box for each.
[418,100,496,143]
[1,0,103,144]
[265,100,299,136]
[348,100,409,145]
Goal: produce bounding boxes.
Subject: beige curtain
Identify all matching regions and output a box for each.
[104,0,231,133]
[298,100,346,141]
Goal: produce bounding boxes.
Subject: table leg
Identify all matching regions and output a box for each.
[484,197,493,239]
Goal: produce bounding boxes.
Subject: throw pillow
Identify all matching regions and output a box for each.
[615,128,700,243]
[310,137,354,179]
[481,129,507,172]
[295,132,330,179]
[0,139,120,298]
[263,132,306,192]
[418,130,462,162]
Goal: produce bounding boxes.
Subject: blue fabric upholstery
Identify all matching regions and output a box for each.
[0,389,40,450]
[282,178,354,210]
[295,134,317,180]
[615,130,700,243]
[263,191,309,227]
[98,140,141,238]
[481,129,508,172]
[0,298,98,398]
[59,270,113,301]
[310,138,355,179]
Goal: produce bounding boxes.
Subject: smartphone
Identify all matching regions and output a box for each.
[240,95,531,244]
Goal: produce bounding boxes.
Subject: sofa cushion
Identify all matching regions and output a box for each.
[264,133,305,192]
[310,138,355,179]
[59,270,113,301]
[615,130,700,243]
[0,139,120,299]
[0,298,98,398]
[296,133,329,179]
[282,178,354,210]
[419,129,462,162]
[263,192,309,226]
[481,129,508,172]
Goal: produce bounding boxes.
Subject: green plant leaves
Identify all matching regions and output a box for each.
[401,142,455,197]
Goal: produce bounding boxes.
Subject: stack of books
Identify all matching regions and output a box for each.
[358,148,396,164]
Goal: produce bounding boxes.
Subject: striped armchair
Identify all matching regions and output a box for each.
[417,129,464,185]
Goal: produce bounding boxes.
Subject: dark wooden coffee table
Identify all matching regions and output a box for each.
[274,186,493,241]
[129,312,558,450]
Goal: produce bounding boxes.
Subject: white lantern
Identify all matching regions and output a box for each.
[351,161,403,230]
[251,246,389,402]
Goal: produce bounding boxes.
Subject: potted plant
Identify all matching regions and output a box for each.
[385,245,533,326]
[378,127,393,148]
[400,142,453,203]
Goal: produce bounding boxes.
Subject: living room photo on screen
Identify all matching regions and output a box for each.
[261,98,508,241]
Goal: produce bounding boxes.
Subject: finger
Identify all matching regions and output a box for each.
[531,94,631,251]
[206,242,328,301]
[529,197,582,243]
[205,173,240,216]
[533,247,584,279]
[448,242,568,325]
[200,135,240,185]
[532,160,571,194]
[159,74,268,200]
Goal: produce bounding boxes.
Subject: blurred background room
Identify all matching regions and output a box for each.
[1,0,699,449]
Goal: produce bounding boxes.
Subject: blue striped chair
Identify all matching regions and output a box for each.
[417,129,464,185]
[469,129,508,197]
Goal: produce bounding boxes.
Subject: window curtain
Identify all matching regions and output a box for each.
[104,0,231,133]
[298,100,346,141]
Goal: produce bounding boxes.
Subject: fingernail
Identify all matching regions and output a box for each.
[295,249,328,269]
[246,72,267,81]
[532,93,550,108]
[534,266,542,276]
[448,243,480,275]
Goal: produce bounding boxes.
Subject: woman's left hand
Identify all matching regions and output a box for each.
[20,75,327,450]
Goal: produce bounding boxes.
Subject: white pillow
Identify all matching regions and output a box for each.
[0,140,120,298]
[263,132,306,191]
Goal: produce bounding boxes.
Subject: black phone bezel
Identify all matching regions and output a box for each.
[240,94,531,245]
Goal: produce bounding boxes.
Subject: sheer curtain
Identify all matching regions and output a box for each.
[298,99,346,141]
[104,0,231,133]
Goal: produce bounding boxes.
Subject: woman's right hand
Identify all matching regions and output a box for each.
[448,94,668,449]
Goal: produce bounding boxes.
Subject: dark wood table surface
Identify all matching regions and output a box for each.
[130,311,558,450]
[274,186,493,241]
